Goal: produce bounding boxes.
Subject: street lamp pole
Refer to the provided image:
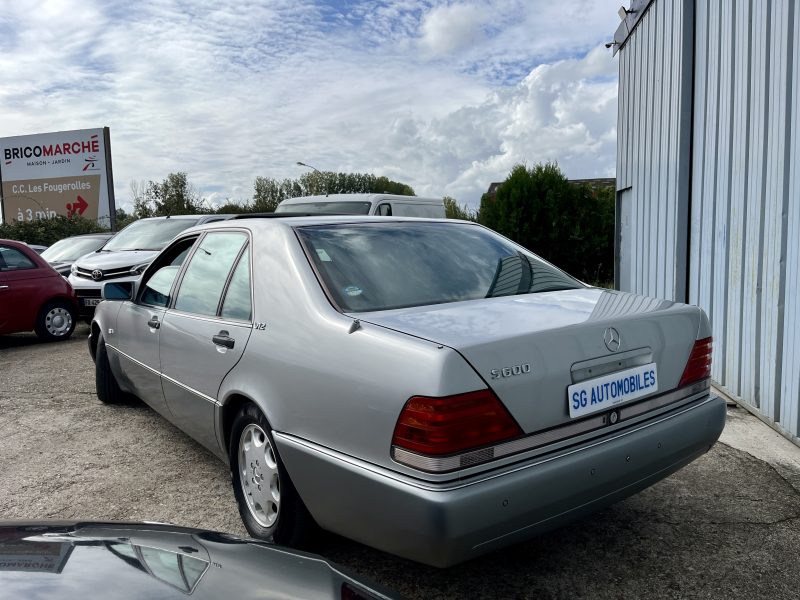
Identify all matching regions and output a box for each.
[296,161,328,196]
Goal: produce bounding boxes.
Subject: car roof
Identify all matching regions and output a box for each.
[0,238,33,249]
[279,194,442,205]
[184,215,454,235]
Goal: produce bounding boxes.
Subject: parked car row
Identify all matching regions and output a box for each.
[3,198,724,575]
[2,195,448,339]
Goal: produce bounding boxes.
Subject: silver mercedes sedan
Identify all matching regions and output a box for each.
[89,216,725,567]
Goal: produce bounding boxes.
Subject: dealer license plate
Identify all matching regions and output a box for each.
[568,362,659,419]
[83,298,102,307]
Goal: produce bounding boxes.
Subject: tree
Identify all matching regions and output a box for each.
[152,172,205,215]
[252,176,288,212]
[128,173,207,217]
[215,201,250,214]
[478,162,614,283]
[443,196,476,221]
[130,179,154,219]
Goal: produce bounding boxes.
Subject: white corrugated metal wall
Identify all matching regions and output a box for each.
[615,0,693,302]
[615,0,800,440]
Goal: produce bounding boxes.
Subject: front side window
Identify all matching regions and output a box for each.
[139,237,199,308]
[0,246,36,271]
[297,222,582,312]
[174,232,247,316]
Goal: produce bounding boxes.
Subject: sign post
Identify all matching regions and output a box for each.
[0,127,116,229]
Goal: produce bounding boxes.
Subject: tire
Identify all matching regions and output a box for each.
[95,338,124,404]
[230,403,313,547]
[34,301,76,341]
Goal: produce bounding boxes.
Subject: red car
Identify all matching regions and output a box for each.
[0,239,78,341]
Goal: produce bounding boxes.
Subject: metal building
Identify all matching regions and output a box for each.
[613,0,800,444]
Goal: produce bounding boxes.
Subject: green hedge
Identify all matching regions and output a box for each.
[0,215,108,247]
[478,163,615,284]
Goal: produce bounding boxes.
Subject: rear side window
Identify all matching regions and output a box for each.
[174,232,247,316]
[0,246,36,271]
[275,202,371,214]
[391,203,445,218]
[297,222,582,312]
[221,247,252,321]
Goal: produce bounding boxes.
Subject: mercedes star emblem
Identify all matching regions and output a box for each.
[604,327,621,352]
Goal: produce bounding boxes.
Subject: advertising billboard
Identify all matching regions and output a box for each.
[0,127,116,228]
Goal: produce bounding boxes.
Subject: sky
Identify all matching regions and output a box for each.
[0,0,621,211]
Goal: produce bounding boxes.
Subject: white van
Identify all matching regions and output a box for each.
[275,194,445,218]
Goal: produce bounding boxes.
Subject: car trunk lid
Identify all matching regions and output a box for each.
[356,288,703,434]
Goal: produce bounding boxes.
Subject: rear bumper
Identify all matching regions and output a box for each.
[276,394,726,567]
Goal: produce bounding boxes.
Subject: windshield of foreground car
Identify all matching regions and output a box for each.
[275,201,371,214]
[102,218,200,252]
[297,222,583,312]
[40,236,109,262]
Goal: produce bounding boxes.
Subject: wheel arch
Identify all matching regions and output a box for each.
[218,392,277,462]
[89,322,102,359]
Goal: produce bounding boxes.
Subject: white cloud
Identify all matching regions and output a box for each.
[0,0,620,214]
[419,3,487,56]
[365,44,618,206]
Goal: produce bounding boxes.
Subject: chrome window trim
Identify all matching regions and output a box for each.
[162,310,253,328]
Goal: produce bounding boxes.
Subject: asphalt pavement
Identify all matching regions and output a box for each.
[1,326,799,599]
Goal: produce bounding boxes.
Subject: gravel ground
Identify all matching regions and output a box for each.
[2,325,800,599]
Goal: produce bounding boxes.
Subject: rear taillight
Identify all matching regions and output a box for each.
[391,389,523,456]
[678,337,713,387]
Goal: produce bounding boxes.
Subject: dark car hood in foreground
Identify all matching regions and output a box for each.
[0,521,399,599]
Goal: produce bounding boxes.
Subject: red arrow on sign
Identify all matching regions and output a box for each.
[66,195,89,217]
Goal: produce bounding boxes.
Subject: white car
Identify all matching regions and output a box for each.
[275,193,445,217]
[69,215,231,319]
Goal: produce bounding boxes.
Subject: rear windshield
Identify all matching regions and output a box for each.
[275,201,371,215]
[296,222,582,312]
[102,218,200,252]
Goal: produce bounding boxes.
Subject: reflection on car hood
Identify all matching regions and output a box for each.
[74,250,159,270]
[0,521,400,600]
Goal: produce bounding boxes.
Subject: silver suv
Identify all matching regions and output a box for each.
[69,214,231,319]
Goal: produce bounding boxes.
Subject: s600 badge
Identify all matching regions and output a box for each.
[490,363,532,379]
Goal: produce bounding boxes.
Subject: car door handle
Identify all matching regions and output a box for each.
[0,285,8,290]
[212,331,235,349]
[147,316,160,329]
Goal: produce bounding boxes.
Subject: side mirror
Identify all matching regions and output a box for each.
[103,281,134,301]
